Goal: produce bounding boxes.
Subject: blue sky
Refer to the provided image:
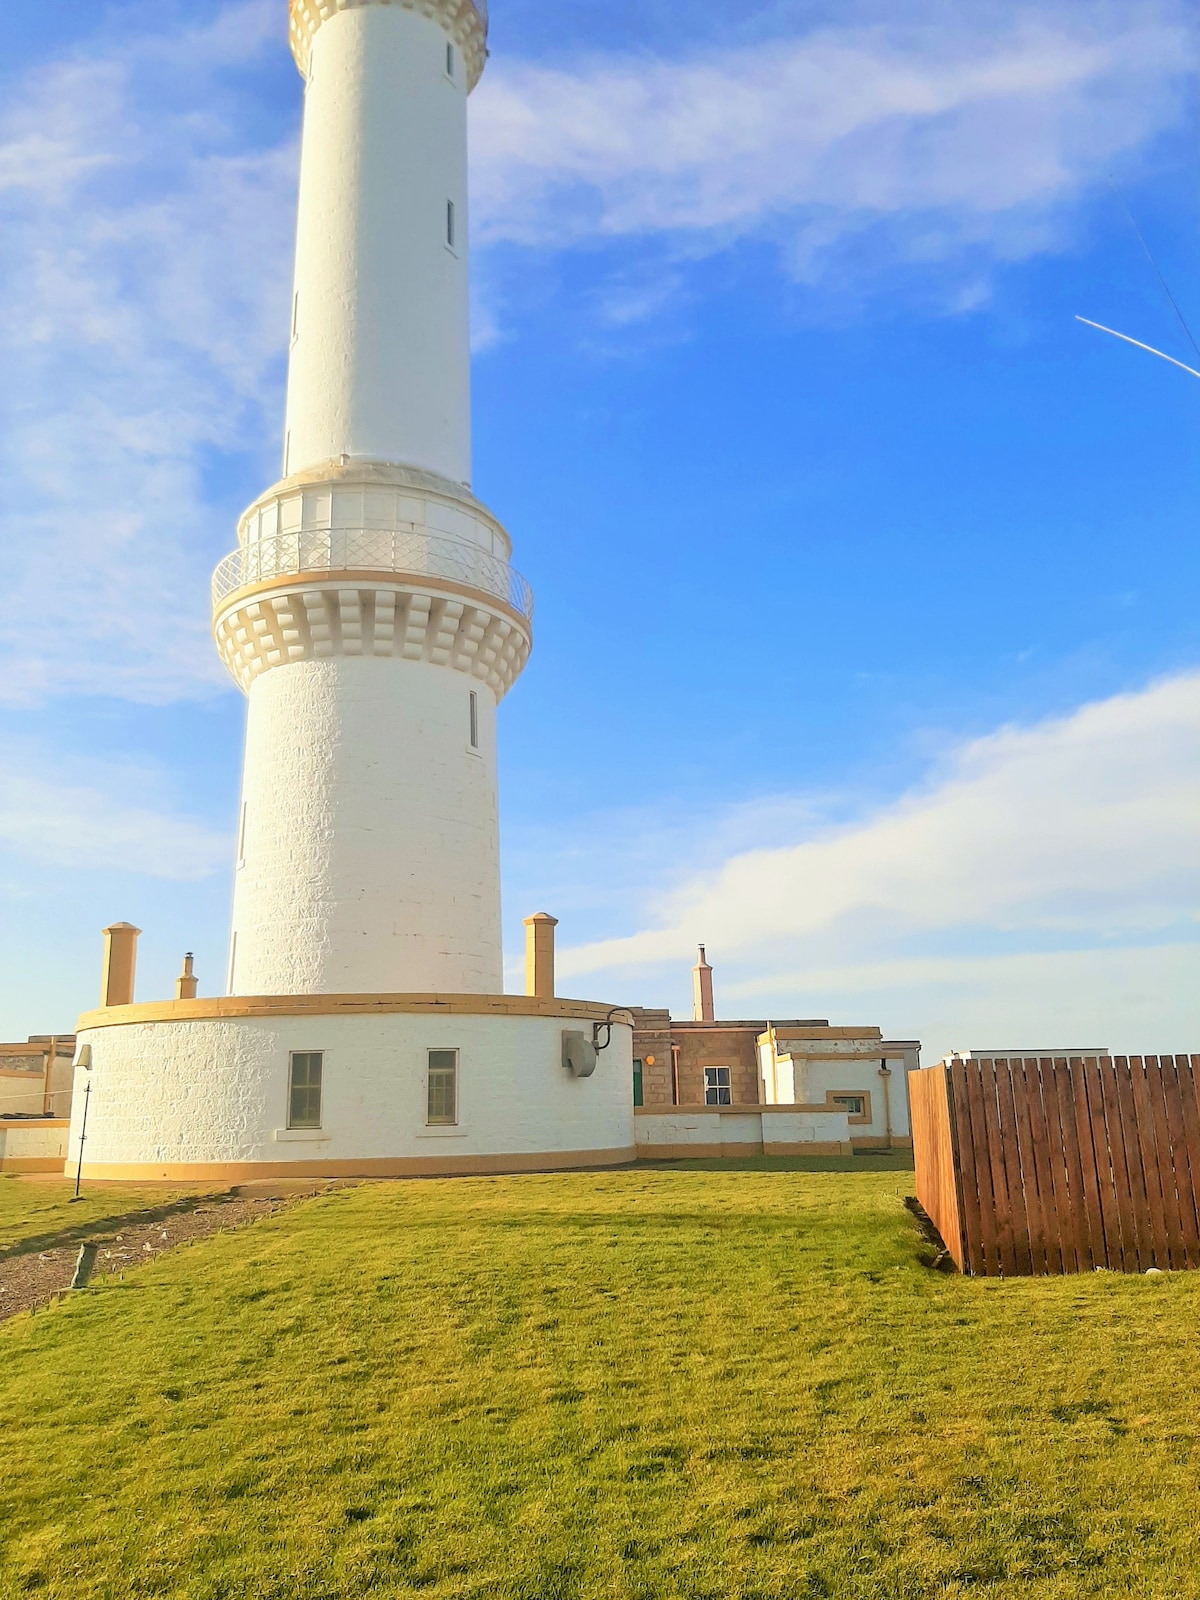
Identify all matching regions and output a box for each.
[1,0,1197,1060]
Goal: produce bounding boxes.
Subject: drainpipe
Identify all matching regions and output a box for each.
[878,1058,893,1151]
[42,1036,57,1117]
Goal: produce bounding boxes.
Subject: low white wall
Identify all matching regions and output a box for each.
[635,1107,853,1159]
[0,1120,69,1172]
[72,1012,634,1177]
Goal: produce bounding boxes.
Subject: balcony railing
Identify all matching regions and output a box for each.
[212,529,533,620]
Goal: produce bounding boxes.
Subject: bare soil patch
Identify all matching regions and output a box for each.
[0,1186,341,1322]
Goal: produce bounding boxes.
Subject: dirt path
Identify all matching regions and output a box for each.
[0,1187,343,1323]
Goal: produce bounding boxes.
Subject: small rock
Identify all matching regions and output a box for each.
[1146,1267,1165,1276]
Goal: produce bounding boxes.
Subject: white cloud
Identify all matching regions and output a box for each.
[472,3,1192,286]
[0,748,229,880]
[730,945,1200,1066]
[546,674,1200,1055]
[0,1,294,707]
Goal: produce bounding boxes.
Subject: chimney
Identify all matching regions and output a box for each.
[524,913,558,1000]
[175,952,198,1001]
[692,944,715,1023]
[100,923,141,1008]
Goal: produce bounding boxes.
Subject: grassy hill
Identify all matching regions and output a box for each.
[2,1163,1199,1598]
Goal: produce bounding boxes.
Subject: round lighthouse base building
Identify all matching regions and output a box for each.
[70,997,635,1182]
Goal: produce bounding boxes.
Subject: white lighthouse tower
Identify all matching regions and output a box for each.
[222,0,519,998]
[70,0,635,1181]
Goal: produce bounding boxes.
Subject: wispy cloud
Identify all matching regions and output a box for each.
[534,673,1200,1054]
[473,3,1192,294]
[0,743,229,880]
[0,0,293,708]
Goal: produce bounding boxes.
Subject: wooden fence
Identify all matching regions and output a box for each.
[911,1055,1200,1276]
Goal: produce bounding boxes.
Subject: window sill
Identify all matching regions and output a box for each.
[415,1127,468,1139]
[274,1128,330,1142]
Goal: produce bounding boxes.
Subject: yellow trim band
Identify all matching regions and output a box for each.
[78,1147,636,1182]
[78,993,633,1032]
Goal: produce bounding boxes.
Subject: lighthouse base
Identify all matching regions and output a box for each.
[68,996,635,1182]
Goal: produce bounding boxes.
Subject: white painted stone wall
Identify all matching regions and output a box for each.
[71,1014,634,1172]
[284,4,471,484]
[0,1120,69,1170]
[758,1037,920,1140]
[803,1059,914,1140]
[229,655,501,995]
[635,1108,853,1154]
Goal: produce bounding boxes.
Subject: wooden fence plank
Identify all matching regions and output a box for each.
[1175,1056,1200,1269]
[1049,1059,1089,1274]
[1145,1057,1185,1271]
[1023,1058,1067,1275]
[1128,1057,1172,1269]
[1112,1057,1152,1272]
[911,1066,966,1271]
[1069,1058,1110,1271]
[978,1060,1020,1276]
[1011,1059,1050,1275]
[960,1060,1000,1275]
[1098,1057,1139,1273]
[947,1062,972,1273]
[960,1062,998,1273]
[1079,1057,1120,1270]
[1158,1056,1200,1267]
[995,1060,1034,1276]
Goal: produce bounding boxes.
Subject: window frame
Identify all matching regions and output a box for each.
[704,1065,732,1107]
[427,1048,458,1127]
[831,1093,866,1118]
[288,1050,324,1130]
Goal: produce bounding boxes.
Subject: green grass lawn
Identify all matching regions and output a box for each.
[0,1176,220,1255]
[2,1165,1199,1599]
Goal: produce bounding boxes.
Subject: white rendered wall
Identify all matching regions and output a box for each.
[284,5,471,484]
[229,654,501,995]
[634,1108,853,1156]
[0,1120,69,1171]
[758,1045,916,1140]
[71,1014,634,1173]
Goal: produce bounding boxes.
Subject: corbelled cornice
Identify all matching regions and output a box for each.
[289,0,488,88]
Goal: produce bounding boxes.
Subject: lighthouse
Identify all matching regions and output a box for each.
[70,0,635,1181]
[220,0,524,998]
